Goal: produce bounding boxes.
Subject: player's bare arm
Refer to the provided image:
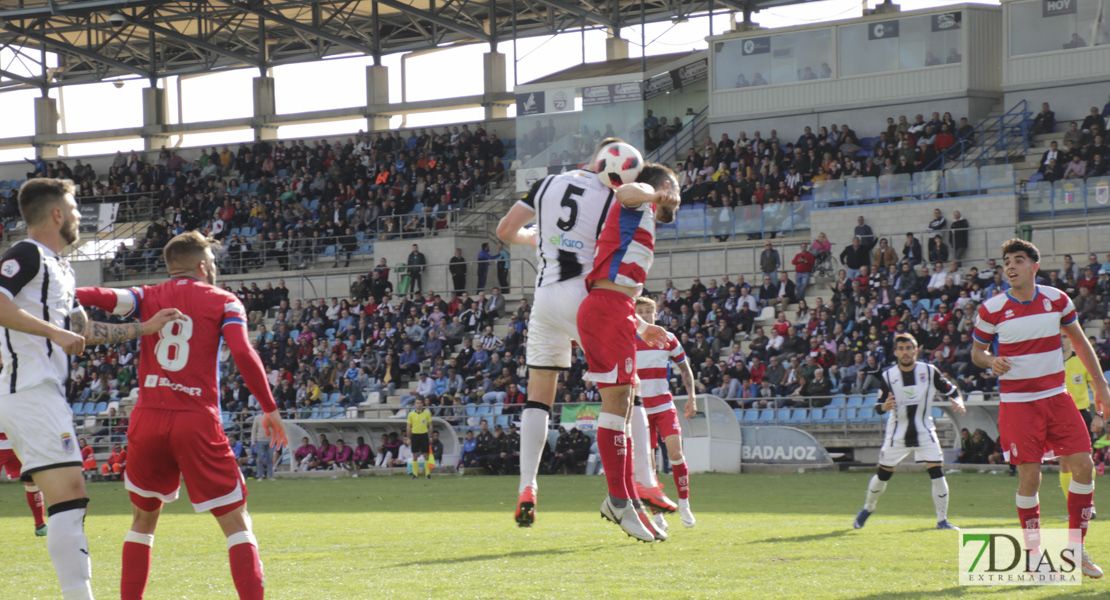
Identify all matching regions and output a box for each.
[971,340,1011,375]
[70,306,183,346]
[496,203,538,247]
[637,316,667,348]
[615,182,681,209]
[1063,320,1108,429]
[0,292,84,354]
[678,359,697,417]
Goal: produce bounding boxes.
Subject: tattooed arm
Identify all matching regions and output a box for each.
[71,307,183,345]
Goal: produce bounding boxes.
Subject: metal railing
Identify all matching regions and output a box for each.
[656,199,813,243]
[1020,176,1110,220]
[388,257,538,298]
[923,100,1033,171]
[812,164,1016,207]
[647,107,709,167]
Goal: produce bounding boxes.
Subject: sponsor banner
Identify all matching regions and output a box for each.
[932,11,962,32]
[868,20,900,40]
[738,426,833,464]
[1043,0,1076,17]
[516,91,545,116]
[559,403,598,431]
[1096,181,1109,205]
[611,81,642,103]
[741,37,771,56]
[672,58,709,88]
[643,71,675,100]
[78,202,118,234]
[545,88,575,113]
[582,84,612,106]
[959,528,1082,586]
[516,167,549,193]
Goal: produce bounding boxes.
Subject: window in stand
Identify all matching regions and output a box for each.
[839,13,963,77]
[713,29,833,91]
[1010,0,1110,56]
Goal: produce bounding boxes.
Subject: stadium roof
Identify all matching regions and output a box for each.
[0,0,819,92]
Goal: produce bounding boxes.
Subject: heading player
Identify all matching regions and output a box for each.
[0,178,178,600]
[853,333,964,531]
[578,162,678,542]
[631,296,697,531]
[497,138,628,527]
[77,231,289,599]
[971,238,1107,578]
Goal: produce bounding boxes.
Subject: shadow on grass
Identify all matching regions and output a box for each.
[850,584,1106,600]
[755,529,852,544]
[385,545,607,569]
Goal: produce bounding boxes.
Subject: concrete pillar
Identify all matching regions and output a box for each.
[141,87,170,152]
[252,76,277,140]
[482,51,508,120]
[872,0,901,14]
[365,65,390,132]
[33,97,59,159]
[605,37,629,61]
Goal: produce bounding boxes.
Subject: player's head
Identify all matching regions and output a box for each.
[893,332,918,367]
[636,162,679,224]
[1001,238,1040,288]
[634,296,657,324]
[164,230,218,284]
[18,178,80,246]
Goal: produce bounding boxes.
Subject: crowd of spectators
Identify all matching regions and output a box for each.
[1034,98,1110,182]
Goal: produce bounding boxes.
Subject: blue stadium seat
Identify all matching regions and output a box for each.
[308,198,319,211]
[854,406,876,424]
[289,329,300,339]
[846,396,863,408]
[358,242,373,255]
[73,402,90,416]
[931,407,944,420]
[745,409,762,422]
[823,407,843,423]
[229,227,241,237]
[277,169,287,178]
[321,246,336,259]
[733,408,745,422]
[809,408,824,422]
[494,415,510,427]
[828,395,847,408]
[490,404,504,415]
[864,392,881,405]
[93,401,108,415]
[475,405,492,416]
[327,392,341,405]
[0,180,9,189]
[790,409,808,424]
[465,405,479,417]
[775,408,791,423]
[410,203,424,215]
[757,409,774,421]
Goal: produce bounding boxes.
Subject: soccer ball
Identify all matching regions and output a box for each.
[595,142,644,190]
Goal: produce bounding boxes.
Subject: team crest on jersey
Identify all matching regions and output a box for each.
[0,259,19,278]
[625,358,633,374]
[1043,298,1051,312]
[1010,443,1018,457]
[60,432,73,454]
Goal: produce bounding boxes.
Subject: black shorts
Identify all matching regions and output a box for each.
[411,433,430,455]
[1080,408,1093,431]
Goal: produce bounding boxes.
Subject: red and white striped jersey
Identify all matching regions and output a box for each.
[586,200,656,296]
[973,285,1076,402]
[635,332,687,415]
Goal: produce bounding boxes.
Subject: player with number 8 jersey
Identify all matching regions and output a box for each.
[77,231,288,600]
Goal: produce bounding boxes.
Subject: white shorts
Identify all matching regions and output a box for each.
[0,382,82,481]
[526,278,589,369]
[878,434,944,467]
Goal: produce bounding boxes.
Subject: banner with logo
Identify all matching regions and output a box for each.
[611,81,642,103]
[516,167,548,193]
[1096,181,1109,205]
[741,37,771,56]
[643,72,675,100]
[560,403,599,431]
[932,11,962,32]
[78,202,119,234]
[672,58,709,88]
[868,20,900,40]
[582,84,612,106]
[738,426,833,464]
[516,91,545,116]
[1043,0,1076,17]
[545,88,575,113]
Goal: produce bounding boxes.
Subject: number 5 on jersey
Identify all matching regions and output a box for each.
[154,315,193,372]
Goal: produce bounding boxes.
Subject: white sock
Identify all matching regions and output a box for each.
[518,406,549,494]
[48,504,94,599]
[932,477,950,522]
[629,406,657,488]
[864,475,887,511]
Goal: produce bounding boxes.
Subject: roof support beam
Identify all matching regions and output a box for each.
[0,67,42,88]
[375,0,491,42]
[537,0,614,27]
[217,0,376,56]
[121,17,259,68]
[1,23,150,77]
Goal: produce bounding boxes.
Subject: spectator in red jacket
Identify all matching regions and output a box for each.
[792,243,815,298]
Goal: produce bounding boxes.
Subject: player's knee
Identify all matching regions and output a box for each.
[875,467,894,481]
[523,401,552,414]
[668,449,684,462]
[926,466,944,480]
[130,492,163,515]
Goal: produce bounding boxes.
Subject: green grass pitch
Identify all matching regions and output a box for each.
[0,471,1106,599]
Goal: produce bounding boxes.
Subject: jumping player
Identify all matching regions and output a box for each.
[76,231,289,599]
[497,137,629,527]
[971,238,1106,578]
[0,423,47,536]
[578,162,678,542]
[630,296,697,530]
[853,333,964,530]
[0,178,179,600]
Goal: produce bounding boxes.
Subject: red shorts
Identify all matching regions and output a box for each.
[125,408,247,515]
[647,407,682,449]
[0,448,21,478]
[999,392,1092,465]
[577,289,637,388]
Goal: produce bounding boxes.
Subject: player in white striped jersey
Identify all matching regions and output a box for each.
[630,297,697,531]
[853,333,965,531]
[497,138,624,527]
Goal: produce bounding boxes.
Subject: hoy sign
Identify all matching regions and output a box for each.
[1043,0,1076,17]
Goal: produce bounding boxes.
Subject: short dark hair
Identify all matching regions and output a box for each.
[1001,238,1040,263]
[893,333,918,347]
[18,178,74,226]
[163,230,215,268]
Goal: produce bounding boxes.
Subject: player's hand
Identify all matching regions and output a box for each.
[952,398,967,416]
[881,396,896,412]
[1091,414,1105,435]
[655,186,681,208]
[991,356,1012,376]
[51,328,85,355]
[641,324,668,348]
[261,410,289,450]
[684,396,697,418]
[141,309,185,335]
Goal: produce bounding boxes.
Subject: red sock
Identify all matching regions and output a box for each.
[1067,481,1095,545]
[25,488,44,527]
[597,415,629,500]
[672,459,690,500]
[121,533,154,600]
[1016,502,1041,554]
[228,533,265,600]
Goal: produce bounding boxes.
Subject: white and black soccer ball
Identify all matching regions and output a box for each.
[595,142,644,190]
